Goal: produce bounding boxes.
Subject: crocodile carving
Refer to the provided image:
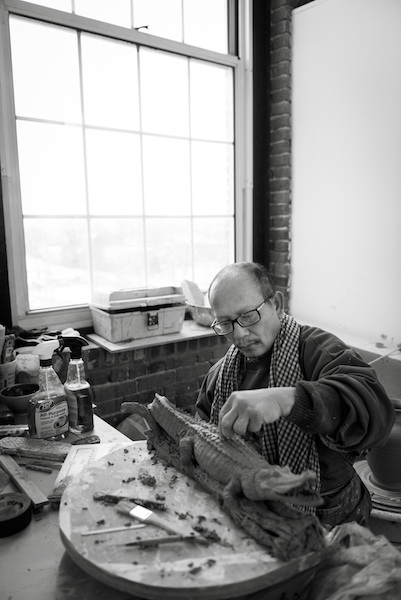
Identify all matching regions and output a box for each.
[122,394,326,560]
[147,393,319,504]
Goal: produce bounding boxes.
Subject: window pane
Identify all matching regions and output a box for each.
[86,129,143,215]
[146,218,192,285]
[184,0,228,53]
[133,0,182,42]
[193,217,234,288]
[191,141,234,215]
[91,218,146,294]
[190,60,233,142]
[17,121,86,216]
[142,136,191,216]
[24,218,90,309]
[81,35,140,130]
[10,17,81,123]
[74,0,131,28]
[140,48,189,136]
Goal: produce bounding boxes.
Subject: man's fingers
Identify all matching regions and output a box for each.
[219,407,241,438]
[248,413,263,432]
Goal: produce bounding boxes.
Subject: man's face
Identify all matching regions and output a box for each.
[210,274,282,358]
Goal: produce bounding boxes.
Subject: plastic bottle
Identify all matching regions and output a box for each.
[63,336,94,433]
[28,340,69,440]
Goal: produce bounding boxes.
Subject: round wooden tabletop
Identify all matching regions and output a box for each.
[59,443,321,599]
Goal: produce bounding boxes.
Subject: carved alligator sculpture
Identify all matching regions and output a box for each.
[122,394,326,560]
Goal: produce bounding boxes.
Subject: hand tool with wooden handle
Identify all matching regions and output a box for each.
[123,534,209,547]
[116,501,198,538]
[94,491,166,511]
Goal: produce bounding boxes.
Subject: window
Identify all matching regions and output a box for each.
[0,0,252,330]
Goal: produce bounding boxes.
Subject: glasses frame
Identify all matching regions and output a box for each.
[211,293,275,335]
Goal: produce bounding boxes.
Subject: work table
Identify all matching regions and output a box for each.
[1,417,400,600]
[0,417,141,600]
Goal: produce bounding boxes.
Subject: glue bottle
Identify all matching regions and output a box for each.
[28,340,69,440]
[63,336,94,433]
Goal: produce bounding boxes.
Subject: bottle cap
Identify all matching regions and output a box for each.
[60,336,89,360]
[32,340,60,360]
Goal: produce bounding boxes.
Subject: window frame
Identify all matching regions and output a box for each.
[0,0,253,331]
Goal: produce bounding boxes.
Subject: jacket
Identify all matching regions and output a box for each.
[196,324,395,526]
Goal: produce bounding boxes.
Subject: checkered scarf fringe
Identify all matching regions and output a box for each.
[210,313,320,507]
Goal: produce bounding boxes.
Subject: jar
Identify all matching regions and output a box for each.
[367,398,401,491]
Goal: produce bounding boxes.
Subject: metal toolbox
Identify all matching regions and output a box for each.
[90,287,186,343]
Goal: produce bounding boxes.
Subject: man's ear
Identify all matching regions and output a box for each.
[273,290,285,317]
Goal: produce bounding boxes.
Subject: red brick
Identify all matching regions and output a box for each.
[270,114,291,131]
[270,203,290,216]
[274,262,291,278]
[269,227,290,240]
[271,32,291,51]
[270,190,291,203]
[271,5,294,24]
[271,47,291,65]
[118,351,132,364]
[128,361,147,379]
[270,18,291,36]
[270,165,291,179]
[271,62,291,78]
[137,370,176,392]
[270,152,291,167]
[270,176,290,191]
[271,214,290,228]
[271,101,291,117]
[270,250,289,263]
[270,127,291,143]
[83,346,102,371]
[270,139,291,155]
[271,88,291,105]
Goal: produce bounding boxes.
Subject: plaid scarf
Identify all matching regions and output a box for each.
[210,312,320,499]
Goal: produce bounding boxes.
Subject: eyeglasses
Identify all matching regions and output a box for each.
[211,294,275,336]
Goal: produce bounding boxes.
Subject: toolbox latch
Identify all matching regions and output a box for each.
[147,312,159,330]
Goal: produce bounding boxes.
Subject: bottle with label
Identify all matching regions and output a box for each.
[63,336,94,433]
[28,340,69,440]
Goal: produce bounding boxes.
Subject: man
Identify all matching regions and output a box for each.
[196,262,395,529]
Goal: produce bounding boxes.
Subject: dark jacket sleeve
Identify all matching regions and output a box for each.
[288,326,395,453]
[196,357,223,421]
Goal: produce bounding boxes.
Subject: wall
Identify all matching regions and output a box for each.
[290,0,401,347]
[268,0,298,307]
[82,332,230,425]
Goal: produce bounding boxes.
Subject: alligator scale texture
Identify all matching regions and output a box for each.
[149,394,318,503]
[122,394,326,560]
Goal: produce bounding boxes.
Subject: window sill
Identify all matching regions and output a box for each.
[86,320,216,354]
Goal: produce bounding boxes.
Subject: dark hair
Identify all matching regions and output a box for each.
[209,262,276,299]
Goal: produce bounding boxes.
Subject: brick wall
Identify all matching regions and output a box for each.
[82,334,230,426]
[269,0,312,309]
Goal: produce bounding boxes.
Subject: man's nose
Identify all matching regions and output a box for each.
[232,320,249,341]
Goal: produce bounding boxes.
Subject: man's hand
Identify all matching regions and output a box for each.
[219,387,296,439]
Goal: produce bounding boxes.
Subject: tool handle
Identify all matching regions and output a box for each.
[146,513,182,536]
[117,501,187,537]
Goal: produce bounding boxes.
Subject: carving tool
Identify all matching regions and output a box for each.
[81,523,145,536]
[94,491,166,511]
[71,435,100,445]
[123,535,209,547]
[116,501,200,539]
